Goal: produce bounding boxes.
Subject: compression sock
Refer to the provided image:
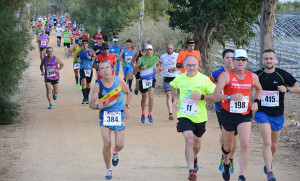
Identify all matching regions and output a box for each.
[128,79,132,89]
[87,88,90,100]
[82,88,87,99]
[75,76,79,84]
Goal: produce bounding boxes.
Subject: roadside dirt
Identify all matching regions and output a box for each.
[0,32,299,181]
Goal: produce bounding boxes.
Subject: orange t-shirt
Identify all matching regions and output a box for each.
[176,50,201,73]
[221,69,253,115]
[96,53,116,81]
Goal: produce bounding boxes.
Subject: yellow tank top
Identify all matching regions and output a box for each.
[74,44,82,61]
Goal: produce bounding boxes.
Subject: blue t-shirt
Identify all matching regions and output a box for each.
[80,48,93,69]
[210,67,225,110]
[109,44,122,61]
[123,48,134,67]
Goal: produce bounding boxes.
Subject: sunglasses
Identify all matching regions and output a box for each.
[235,57,248,61]
[83,42,88,44]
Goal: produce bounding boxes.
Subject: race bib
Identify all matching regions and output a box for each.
[113,53,119,60]
[180,98,198,116]
[73,63,80,69]
[64,36,69,39]
[261,90,279,107]
[41,40,47,46]
[84,69,92,77]
[75,35,79,40]
[54,21,56,23]
[47,69,56,77]
[167,67,175,74]
[103,111,122,126]
[125,56,132,62]
[230,96,249,113]
[142,79,153,89]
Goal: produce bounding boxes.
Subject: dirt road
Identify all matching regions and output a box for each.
[0,32,299,181]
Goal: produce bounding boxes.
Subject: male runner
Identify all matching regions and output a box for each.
[63,26,71,58]
[69,38,83,90]
[120,39,135,92]
[81,29,90,40]
[159,43,179,120]
[73,27,82,44]
[55,24,63,47]
[109,37,122,76]
[133,44,159,123]
[40,47,64,109]
[91,27,103,44]
[254,49,300,181]
[212,49,262,181]
[92,38,104,56]
[76,40,97,104]
[210,49,237,174]
[89,60,132,180]
[38,29,49,61]
[170,55,216,181]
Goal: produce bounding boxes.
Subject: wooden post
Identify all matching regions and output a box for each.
[138,0,145,50]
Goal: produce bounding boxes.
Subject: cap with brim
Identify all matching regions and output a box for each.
[233,49,248,58]
[113,38,118,42]
[146,44,153,50]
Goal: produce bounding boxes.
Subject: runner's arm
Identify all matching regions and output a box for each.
[119,49,124,62]
[170,86,179,110]
[89,83,103,110]
[133,58,141,75]
[153,57,160,73]
[251,73,262,111]
[119,77,132,119]
[55,57,64,73]
[131,51,139,67]
[289,83,300,93]
[40,61,45,76]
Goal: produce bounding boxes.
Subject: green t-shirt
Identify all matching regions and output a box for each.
[63,32,70,43]
[35,28,42,39]
[170,72,216,123]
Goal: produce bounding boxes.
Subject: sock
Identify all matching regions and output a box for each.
[87,88,90,99]
[148,112,152,116]
[80,78,82,86]
[128,79,132,88]
[75,76,79,84]
[229,158,233,164]
[82,88,87,99]
[142,111,145,115]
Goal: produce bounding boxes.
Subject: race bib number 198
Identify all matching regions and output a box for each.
[103,111,121,126]
[230,96,249,113]
[180,98,198,116]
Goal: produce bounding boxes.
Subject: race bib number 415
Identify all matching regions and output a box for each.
[180,98,198,116]
[103,111,121,126]
[261,90,279,107]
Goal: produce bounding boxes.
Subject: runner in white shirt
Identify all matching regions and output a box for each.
[159,43,179,120]
[55,24,63,47]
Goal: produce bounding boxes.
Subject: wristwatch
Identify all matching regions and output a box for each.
[96,104,99,109]
[227,95,231,101]
[125,104,130,109]
[286,86,290,92]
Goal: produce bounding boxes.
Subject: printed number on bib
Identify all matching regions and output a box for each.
[84,69,92,77]
[167,67,175,74]
[73,63,80,69]
[47,69,56,77]
[230,96,249,113]
[261,90,279,107]
[41,40,47,46]
[114,54,119,60]
[64,36,69,39]
[180,98,198,116]
[103,111,121,126]
[142,79,152,89]
[125,56,132,62]
[75,36,79,40]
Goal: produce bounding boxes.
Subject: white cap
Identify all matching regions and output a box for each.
[113,38,118,42]
[145,44,153,50]
[233,49,248,58]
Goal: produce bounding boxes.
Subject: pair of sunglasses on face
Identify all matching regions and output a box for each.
[234,57,248,61]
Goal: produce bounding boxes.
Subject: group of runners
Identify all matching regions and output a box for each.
[36,13,300,181]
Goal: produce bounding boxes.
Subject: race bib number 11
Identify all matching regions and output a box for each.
[180,98,198,116]
[103,111,121,126]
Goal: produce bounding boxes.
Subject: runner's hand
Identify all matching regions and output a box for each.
[124,107,130,119]
[153,67,158,73]
[97,102,104,110]
[277,85,287,93]
[251,102,258,112]
[190,90,201,100]
[141,64,147,70]
[41,72,44,76]
[231,93,243,101]
[54,69,59,73]
[173,98,179,110]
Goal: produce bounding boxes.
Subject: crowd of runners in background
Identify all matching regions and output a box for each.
[33,12,300,181]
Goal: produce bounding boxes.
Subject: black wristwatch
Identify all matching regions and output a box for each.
[227,95,231,101]
[286,86,290,92]
[125,104,130,109]
[96,104,99,109]
[201,95,205,100]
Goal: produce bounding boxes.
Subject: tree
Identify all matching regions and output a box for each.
[167,0,262,73]
[259,0,278,67]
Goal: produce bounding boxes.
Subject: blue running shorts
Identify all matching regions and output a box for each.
[254,112,284,131]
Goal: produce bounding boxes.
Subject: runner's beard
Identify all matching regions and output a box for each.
[265,64,274,69]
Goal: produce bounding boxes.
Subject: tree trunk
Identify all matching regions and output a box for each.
[259,0,278,67]
[194,23,213,75]
[138,0,145,50]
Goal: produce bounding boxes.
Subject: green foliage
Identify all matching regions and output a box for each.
[0,0,32,124]
[277,1,300,14]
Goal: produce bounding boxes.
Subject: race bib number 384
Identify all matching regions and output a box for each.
[180,98,198,116]
[103,111,121,126]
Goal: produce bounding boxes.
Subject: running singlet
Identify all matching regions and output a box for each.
[73,44,82,67]
[123,48,134,67]
[74,31,81,40]
[209,67,226,110]
[159,52,179,78]
[63,32,70,43]
[92,33,103,40]
[139,55,158,80]
[222,69,253,115]
[80,48,93,69]
[39,34,48,48]
[109,44,122,61]
[44,56,60,80]
[255,68,296,116]
[56,27,63,36]
[81,32,89,40]
[98,76,124,120]
[170,72,216,123]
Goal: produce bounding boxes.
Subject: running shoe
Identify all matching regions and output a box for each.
[75,83,79,90]
[238,175,246,181]
[104,169,112,180]
[48,103,54,109]
[219,155,224,172]
[66,54,69,59]
[169,113,174,120]
[79,85,82,91]
[267,171,276,181]
[229,158,234,175]
[141,114,146,123]
[188,170,197,181]
[264,160,273,174]
[52,90,57,100]
[148,115,154,123]
[65,53,67,58]
[85,99,89,104]
[111,146,119,166]
[194,157,199,173]
[222,163,230,181]
[81,99,86,104]
[129,88,132,92]
[134,89,138,95]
